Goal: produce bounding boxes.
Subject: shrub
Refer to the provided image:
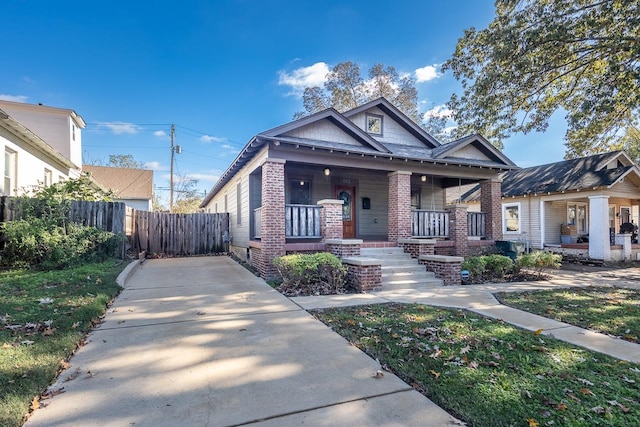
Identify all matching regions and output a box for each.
[462,254,514,282]
[462,256,487,282]
[1,220,122,269]
[0,175,119,269]
[484,254,514,279]
[273,252,348,296]
[516,251,561,277]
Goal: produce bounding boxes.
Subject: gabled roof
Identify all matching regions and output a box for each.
[260,107,391,153]
[461,151,639,201]
[200,97,518,207]
[342,97,441,149]
[432,134,517,168]
[0,108,80,170]
[83,165,153,200]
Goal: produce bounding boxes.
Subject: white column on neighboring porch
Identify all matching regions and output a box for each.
[588,195,610,261]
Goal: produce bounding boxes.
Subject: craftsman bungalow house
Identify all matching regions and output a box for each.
[201,98,518,278]
[460,151,640,261]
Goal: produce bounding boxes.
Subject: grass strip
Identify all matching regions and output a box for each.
[313,303,640,427]
[495,286,640,344]
[0,260,126,427]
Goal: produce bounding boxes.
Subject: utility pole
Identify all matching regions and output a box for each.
[169,124,175,213]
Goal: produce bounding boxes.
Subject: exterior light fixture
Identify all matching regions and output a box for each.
[324,167,331,176]
[421,175,427,182]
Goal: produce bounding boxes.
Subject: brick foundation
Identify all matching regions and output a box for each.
[343,257,382,292]
[388,171,412,242]
[398,238,436,258]
[325,239,362,258]
[418,254,464,286]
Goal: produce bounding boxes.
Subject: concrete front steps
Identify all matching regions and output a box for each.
[360,247,444,289]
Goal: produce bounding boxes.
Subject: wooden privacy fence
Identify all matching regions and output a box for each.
[132,211,229,256]
[0,197,126,234]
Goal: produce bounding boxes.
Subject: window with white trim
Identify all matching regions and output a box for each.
[44,168,52,187]
[503,202,521,234]
[4,149,16,196]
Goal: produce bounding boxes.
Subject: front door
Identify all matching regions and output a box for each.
[335,186,355,238]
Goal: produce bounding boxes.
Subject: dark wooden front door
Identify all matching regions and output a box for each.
[335,186,355,238]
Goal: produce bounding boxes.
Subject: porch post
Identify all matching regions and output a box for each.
[388,171,412,243]
[448,204,469,257]
[318,199,344,241]
[588,195,611,261]
[260,158,286,279]
[480,179,503,241]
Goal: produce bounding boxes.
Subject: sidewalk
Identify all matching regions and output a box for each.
[291,270,640,364]
[25,257,461,427]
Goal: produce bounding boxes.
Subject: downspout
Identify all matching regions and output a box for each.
[539,197,545,248]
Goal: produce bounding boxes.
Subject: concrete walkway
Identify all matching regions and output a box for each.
[25,257,462,427]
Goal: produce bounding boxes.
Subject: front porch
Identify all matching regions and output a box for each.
[250,158,504,278]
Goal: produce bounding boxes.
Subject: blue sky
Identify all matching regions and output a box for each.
[1,0,567,205]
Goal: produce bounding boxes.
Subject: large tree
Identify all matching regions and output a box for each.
[443,0,640,156]
[107,154,147,169]
[294,62,421,124]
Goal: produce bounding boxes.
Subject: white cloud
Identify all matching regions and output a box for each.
[0,94,28,102]
[200,135,226,143]
[423,105,454,120]
[415,64,441,83]
[186,172,220,182]
[153,130,167,138]
[145,161,165,171]
[278,62,330,96]
[96,121,141,135]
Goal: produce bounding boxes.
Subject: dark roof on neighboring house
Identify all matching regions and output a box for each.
[83,165,153,200]
[461,151,638,201]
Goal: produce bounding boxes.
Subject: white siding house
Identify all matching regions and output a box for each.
[0,107,82,195]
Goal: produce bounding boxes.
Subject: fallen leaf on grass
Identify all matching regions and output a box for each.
[579,388,594,396]
[622,375,635,383]
[2,343,13,349]
[71,322,80,329]
[430,370,440,378]
[42,327,56,336]
[534,328,544,335]
[556,403,567,411]
[528,418,539,427]
[39,298,54,305]
[577,378,594,386]
[591,406,605,414]
[460,345,471,354]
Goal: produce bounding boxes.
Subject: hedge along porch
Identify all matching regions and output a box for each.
[200,98,518,279]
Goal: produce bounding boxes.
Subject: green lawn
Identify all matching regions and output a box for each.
[0,260,126,427]
[313,303,640,427]
[495,286,640,344]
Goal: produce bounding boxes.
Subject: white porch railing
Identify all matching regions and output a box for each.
[286,204,321,238]
[412,210,450,238]
[468,212,486,238]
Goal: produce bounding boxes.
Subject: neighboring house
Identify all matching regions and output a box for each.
[0,100,85,180]
[0,106,83,196]
[83,165,154,211]
[200,97,518,278]
[459,151,640,261]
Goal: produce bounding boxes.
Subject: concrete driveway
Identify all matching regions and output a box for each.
[25,257,460,427]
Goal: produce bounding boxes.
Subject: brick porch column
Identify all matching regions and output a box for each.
[448,204,468,257]
[260,159,286,279]
[388,171,412,243]
[318,199,344,241]
[480,179,503,242]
